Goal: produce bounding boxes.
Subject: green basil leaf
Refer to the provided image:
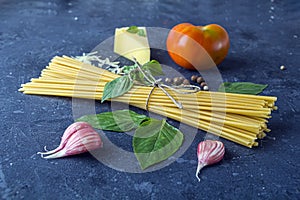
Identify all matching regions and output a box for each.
[142,60,164,76]
[218,82,268,95]
[76,109,149,132]
[133,119,184,170]
[126,26,146,37]
[101,76,133,102]
[137,29,146,37]
[126,26,139,34]
[129,69,152,86]
[129,69,144,82]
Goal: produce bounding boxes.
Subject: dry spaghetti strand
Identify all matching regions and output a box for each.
[19,56,277,148]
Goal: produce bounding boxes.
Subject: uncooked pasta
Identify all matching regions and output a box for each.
[19,56,277,148]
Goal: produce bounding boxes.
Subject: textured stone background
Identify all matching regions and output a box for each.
[0,0,299,199]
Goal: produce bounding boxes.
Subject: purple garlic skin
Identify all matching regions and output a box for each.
[37,122,103,159]
[196,140,225,181]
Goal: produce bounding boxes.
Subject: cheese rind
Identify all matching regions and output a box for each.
[114,27,150,65]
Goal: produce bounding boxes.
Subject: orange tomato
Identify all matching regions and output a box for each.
[166,23,230,70]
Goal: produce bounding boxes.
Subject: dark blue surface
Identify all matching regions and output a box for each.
[0,0,299,199]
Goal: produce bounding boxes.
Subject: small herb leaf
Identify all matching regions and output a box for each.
[126,26,139,34]
[130,69,145,83]
[101,76,133,102]
[218,82,268,95]
[76,110,149,132]
[137,29,146,37]
[127,26,146,37]
[133,119,184,170]
[142,60,164,76]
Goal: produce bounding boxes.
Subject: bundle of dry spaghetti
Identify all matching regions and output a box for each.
[19,56,277,148]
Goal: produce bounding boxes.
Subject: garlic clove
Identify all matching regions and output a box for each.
[196,140,225,182]
[38,122,103,159]
[61,122,92,144]
[41,135,102,159]
[37,122,92,156]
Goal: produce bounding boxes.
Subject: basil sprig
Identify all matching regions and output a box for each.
[142,60,164,76]
[77,109,184,170]
[76,110,149,132]
[102,60,164,102]
[133,118,184,170]
[101,76,133,103]
[126,26,146,37]
[218,82,268,95]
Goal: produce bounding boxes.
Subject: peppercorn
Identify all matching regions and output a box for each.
[200,82,207,87]
[165,77,172,84]
[203,85,209,91]
[183,79,190,85]
[179,77,184,82]
[173,77,183,85]
[191,75,198,82]
[196,77,204,84]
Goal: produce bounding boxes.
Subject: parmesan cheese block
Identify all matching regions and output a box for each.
[114,27,150,65]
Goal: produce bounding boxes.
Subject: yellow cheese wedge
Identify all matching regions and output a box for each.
[114,27,150,65]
